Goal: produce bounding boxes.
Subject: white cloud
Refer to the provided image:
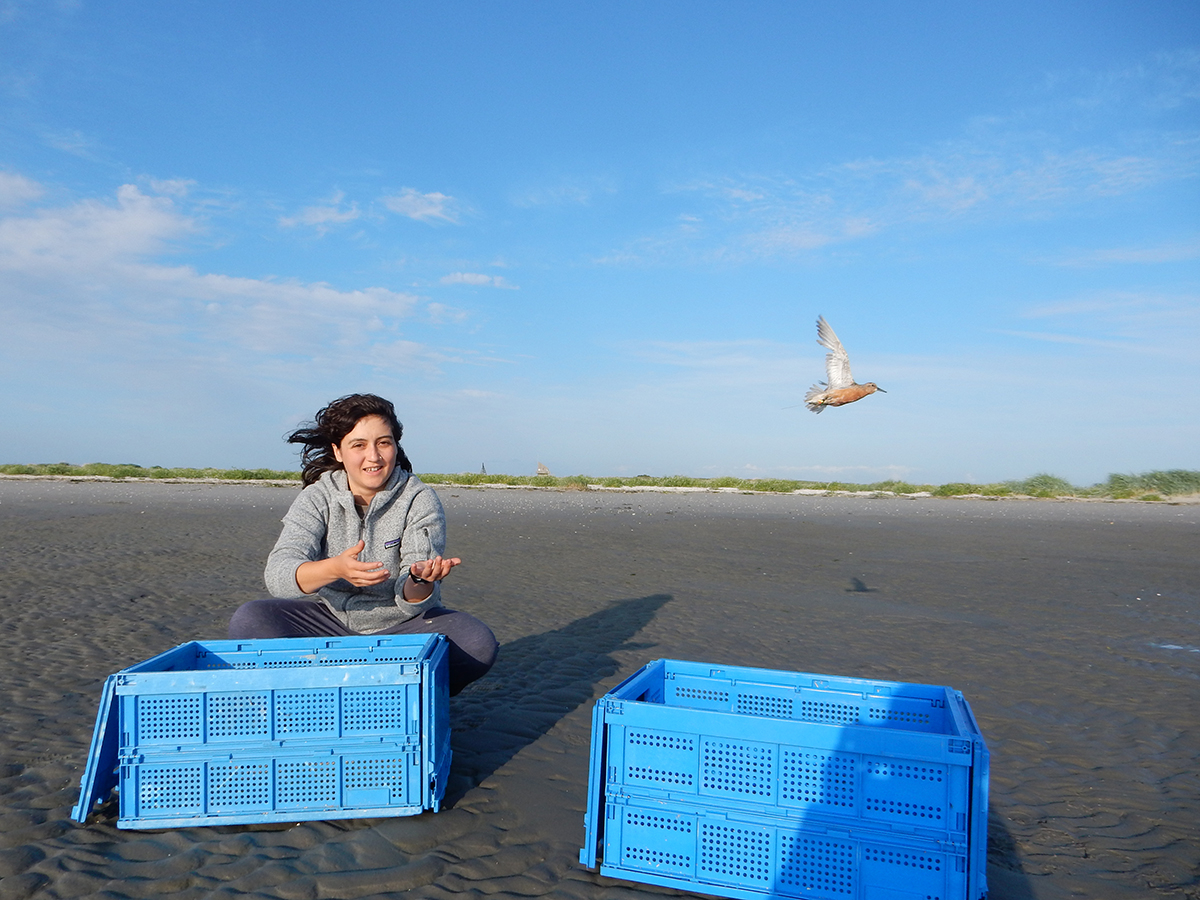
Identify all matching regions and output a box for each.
[899,166,989,213]
[160,269,422,355]
[146,177,195,198]
[279,190,361,233]
[604,55,1200,265]
[1012,289,1200,363]
[382,187,460,223]
[1023,290,1193,319]
[630,339,795,370]
[722,186,766,203]
[744,222,845,253]
[428,301,469,324]
[359,338,458,376]
[41,126,102,159]
[1053,237,1200,266]
[0,170,44,208]
[0,182,193,270]
[679,138,1194,262]
[996,330,1135,349]
[615,339,809,399]
[513,183,592,207]
[0,176,438,369]
[440,272,489,286]
[439,271,517,289]
[510,174,618,208]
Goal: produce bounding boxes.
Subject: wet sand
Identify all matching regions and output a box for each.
[0,478,1196,899]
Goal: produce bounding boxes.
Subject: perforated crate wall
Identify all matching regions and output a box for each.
[122,682,424,749]
[602,797,970,900]
[121,746,425,823]
[607,721,974,841]
[663,669,957,733]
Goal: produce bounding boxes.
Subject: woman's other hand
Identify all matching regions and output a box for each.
[410,556,461,583]
[402,555,461,602]
[336,540,391,586]
[295,539,389,593]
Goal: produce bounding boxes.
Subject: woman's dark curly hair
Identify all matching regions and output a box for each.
[287,393,413,486]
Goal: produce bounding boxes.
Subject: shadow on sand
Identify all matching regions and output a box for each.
[442,593,671,806]
[986,807,1036,899]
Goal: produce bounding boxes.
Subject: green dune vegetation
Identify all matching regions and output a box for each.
[0,463,302,481]
[2,463,1198,500]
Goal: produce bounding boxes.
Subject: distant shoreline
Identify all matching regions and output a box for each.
[3,472,1197,503]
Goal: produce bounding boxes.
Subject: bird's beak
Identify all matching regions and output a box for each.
[876,387,887,393]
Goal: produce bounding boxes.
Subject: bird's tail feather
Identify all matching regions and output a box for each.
[804,383,827,413]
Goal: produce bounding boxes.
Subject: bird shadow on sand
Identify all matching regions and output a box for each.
[845,577,880,593]
[441,593,671,807]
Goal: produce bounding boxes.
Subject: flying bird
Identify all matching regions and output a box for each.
[804,316,886,413]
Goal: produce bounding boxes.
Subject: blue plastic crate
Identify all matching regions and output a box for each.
[581,659,989,900]
[73,634,450,828]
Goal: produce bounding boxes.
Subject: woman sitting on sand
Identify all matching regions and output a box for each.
[228,393,497,695]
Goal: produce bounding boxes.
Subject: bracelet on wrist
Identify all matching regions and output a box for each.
[409,571,432,585]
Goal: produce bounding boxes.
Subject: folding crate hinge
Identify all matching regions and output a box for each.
[604,700,625,715]
[606,794,630,814]
[948,738,972,754]
[938,840,968,858]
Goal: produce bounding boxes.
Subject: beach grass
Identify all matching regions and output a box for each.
[0,462,302,481]
[3,463,1198,499]
[419,469,1200,498]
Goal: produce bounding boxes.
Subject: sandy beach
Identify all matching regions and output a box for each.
[0,477,1196,900]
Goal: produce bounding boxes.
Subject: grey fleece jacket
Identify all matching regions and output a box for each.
[264,467,447,633]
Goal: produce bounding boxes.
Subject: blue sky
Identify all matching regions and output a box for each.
[1,1,1197,484]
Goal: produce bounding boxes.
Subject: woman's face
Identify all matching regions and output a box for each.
[332,414,398,501]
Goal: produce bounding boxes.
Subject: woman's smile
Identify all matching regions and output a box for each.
[332,414,398,504]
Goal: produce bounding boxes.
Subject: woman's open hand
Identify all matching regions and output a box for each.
[334,540,391,586]
[402,555,461,602]
[295,539,389,593]
[410,556,462,583]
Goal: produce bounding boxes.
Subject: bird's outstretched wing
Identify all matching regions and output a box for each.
[816,315,854,389]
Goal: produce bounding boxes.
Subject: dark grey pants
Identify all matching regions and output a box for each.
[228,599,497,696]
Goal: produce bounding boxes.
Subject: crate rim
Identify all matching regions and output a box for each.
[608,657,969,703]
